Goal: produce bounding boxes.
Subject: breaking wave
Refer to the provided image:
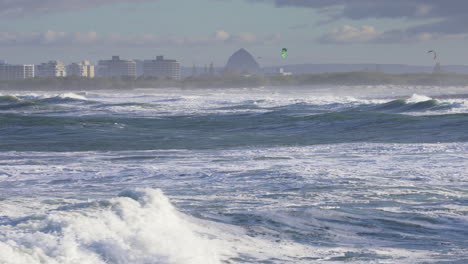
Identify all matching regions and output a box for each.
[0,189,223,264]
[369,94,452,113]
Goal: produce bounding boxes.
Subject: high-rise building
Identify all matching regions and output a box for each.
[191,64,198,77]
[36,61,66,78]
[209,62,215,76]
[82,61,95,78]
[67,61,95,78]
[143,56,181,80]
[0,62,35,80]
[97,56,136,78]
[134,59,145,77]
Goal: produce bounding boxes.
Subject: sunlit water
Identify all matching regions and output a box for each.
[1,85,467,263]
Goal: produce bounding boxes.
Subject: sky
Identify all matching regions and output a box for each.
[1,0,467,67]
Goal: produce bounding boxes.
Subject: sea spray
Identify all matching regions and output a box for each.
[0,189,222,264]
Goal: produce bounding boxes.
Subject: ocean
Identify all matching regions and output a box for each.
[0,85,467,263]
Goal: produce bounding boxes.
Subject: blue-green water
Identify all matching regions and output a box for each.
[0,87,467,263]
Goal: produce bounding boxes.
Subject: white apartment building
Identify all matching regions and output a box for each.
[143,56,181,80]
[0,61,35,80]
[36,61,66,78]
[97,56,136,78]
[67,61,95,78]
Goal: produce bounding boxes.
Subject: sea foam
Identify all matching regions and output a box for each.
[0,189,222,264]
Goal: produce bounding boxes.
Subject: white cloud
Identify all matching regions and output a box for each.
[215,30,258,44]
[236,32,257,43]
[215,30,231,41]
[74,32,99,43]
[320,25,382,44]
[0,31,99,45]
[0,30,281,47]
[319,24,468,44]
[215,30,280,45]
[41,31,67,44]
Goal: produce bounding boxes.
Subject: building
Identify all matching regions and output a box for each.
[134,59,144,77]
[143,56,181,80]
[82,61,95,78]
[36,61,66,78]
[0,61,35,80]
[279,68,292,76]
[67,61,95,78]
[97,56,136,78]
[209,62,215,76]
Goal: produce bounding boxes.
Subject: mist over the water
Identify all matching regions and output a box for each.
[1,85,468,264]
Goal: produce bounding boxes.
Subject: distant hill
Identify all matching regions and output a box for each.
[224,48,261,74]
[181,48,262,77]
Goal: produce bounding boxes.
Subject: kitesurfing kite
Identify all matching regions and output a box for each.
[427,50,437,61]
[281,48,287,59]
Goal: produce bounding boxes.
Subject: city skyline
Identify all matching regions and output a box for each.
[1,0,468,66]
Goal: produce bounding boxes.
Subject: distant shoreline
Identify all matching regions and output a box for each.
[1,72,468,91]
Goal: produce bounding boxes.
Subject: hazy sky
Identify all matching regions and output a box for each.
[1,0,467,66]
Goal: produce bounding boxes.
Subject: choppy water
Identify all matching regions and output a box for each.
[1,86,467,263]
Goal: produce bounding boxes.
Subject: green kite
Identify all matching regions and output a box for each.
[282,48,287,59]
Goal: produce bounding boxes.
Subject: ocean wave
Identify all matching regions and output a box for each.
[0,93,93,112]
[406,94,432,103]
[215,104,262,110]
[0,184,454,263]
[370,98,447,112]
[0,100,41,110]
[37,93,90,104]
[1,142,467,263]
[0,95,20,103]
[357,94,457,114]
[93,102,161,110]
[2,90,468,117]
[1,110,467,151]
[0,188,223,264]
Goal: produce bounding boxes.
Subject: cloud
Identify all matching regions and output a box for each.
[0,30,99,45]
[253,0,468,42]
[319,25,468,44]
[232,32,257,43]
[0,0,155,16]
[215,30,231,41]
[74,32,99,43]
[319,25,382,44]
[0,30,281,47]
[258,0,467,19]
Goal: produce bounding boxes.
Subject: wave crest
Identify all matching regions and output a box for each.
[0,188,222,264]
[0,95,20,103]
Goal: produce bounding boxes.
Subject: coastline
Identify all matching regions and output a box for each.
[2,72,468,91]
